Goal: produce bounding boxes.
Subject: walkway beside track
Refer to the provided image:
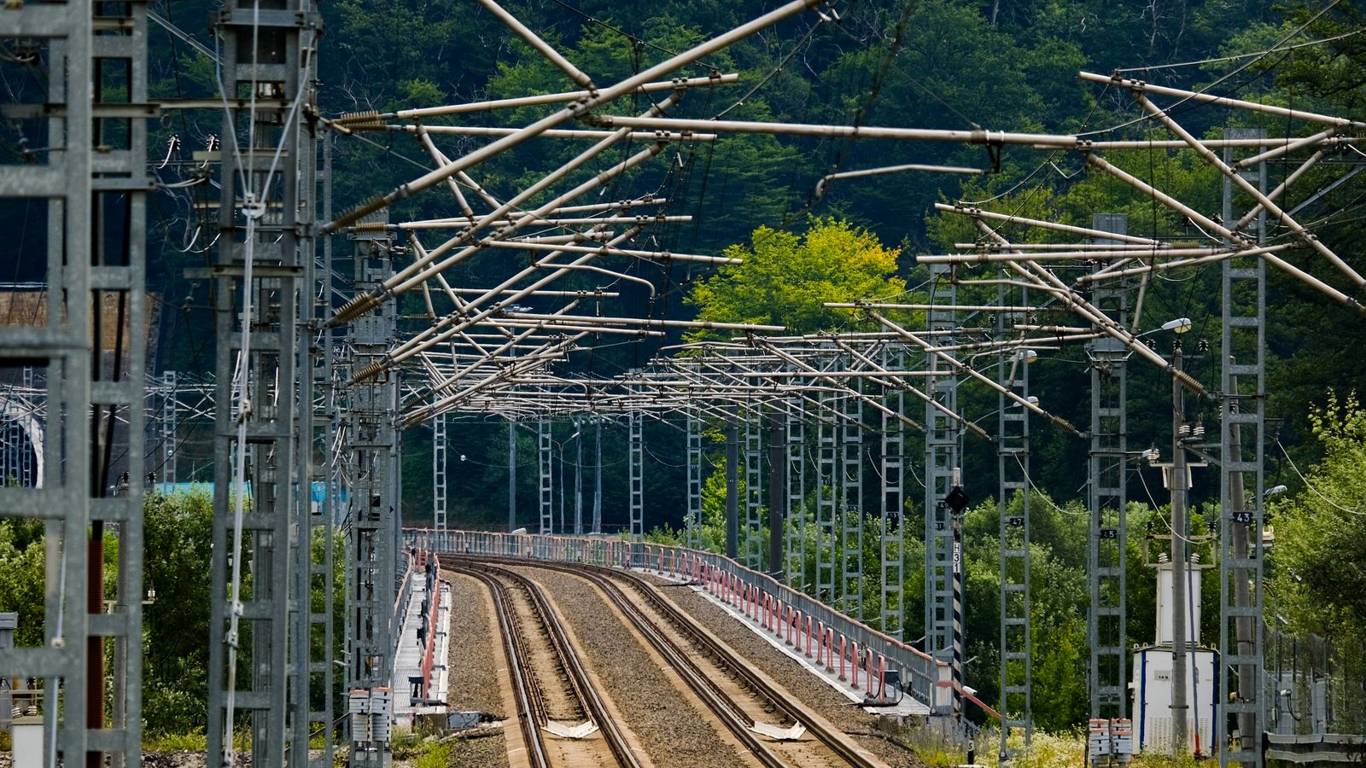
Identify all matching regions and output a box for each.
[392,570,452,726]
[652,567,930,718]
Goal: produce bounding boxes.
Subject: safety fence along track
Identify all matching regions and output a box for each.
[456,555,890,768]
[449,562,644,768]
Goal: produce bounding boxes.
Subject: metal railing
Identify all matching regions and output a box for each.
[406,528,954,711]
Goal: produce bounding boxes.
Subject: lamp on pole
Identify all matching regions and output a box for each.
[1145,316,1196,755]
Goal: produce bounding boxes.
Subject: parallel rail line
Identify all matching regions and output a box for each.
[458,555,886,768]
[450,562,643,768]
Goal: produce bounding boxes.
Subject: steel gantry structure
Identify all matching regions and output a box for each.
[3,0,1364,764]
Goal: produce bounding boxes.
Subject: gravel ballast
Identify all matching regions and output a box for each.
[513,565,753,768]
[640,574,925,768]
[446,571,511,768]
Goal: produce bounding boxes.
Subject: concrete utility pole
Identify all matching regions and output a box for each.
[1169,342,1190,755]
[726,418,740,559]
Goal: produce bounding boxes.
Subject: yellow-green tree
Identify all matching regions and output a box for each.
[686,217,905,339]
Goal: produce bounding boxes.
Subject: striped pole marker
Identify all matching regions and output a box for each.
[951,520,966,718]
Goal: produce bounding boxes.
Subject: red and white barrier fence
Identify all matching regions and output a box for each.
[407,528,952,711]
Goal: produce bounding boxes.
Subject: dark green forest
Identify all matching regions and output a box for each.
[0,0,1361,739]
[156,0,1364,528]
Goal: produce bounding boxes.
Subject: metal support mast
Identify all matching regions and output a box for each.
[785,395,807,586]
[207,1,320,765]
[0,2,92,763]
[89,4,151,763]
[1219,129,1268,768]
[726,415,740,559]
[1087,213,1131,723]
[433,414,447,530]
[343,222,399,767]
[310,130,338,768]
[816,387,838,603]
[539,418,553,534]
[161,371,178,484]
[997,284,1033,758]
[880,346,905,638]
[744,405,764,568]
[573,418,583,535]
[629,409,644,541]
[924,264,962,716]
[593,417,602,535]
[508,418,517,532]
[290,57,326,768]
[686,406,703,548]
[840,373,864,619]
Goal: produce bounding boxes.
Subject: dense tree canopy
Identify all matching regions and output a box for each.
[687,218,905,337]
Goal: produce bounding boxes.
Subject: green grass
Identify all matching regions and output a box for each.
[413,741,453,768]
[900,724,1217,768]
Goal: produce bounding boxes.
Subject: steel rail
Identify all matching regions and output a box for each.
[456,565,553,768]
[451,563,643,768]
[465,556,887,768]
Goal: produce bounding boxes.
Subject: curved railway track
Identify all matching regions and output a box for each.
[450,562,643,768]
[455,555,888,768]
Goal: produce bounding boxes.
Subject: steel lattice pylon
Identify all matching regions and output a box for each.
[815,387,838,604]
[924,264,962,716]
[0,2,97,761]
[997,280,1033,757]
[785,395,808,586]
[161,370,178,484]
[539,418,553,534]
[839,372,864,619]
[629,409,644,541]
[1087,213,1132,724]
[206,2,321,765]
[433,413,448,531]
[879,346,905,638]
[342,223,400,767]
[744,406,763,569]
[1219,129,1269,768]
[686,406,703,548]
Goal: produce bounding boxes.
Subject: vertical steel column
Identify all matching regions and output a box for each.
[629,410,644,541]
[686,406,703,548]
[432,414,447,531]
[880,345,905,638]
[538,418,553,534]
[0,2,92,762]
[593,417,603,535]
[784,396,807,586]
[310,131,337,768]
[292,40,324,768]
[573,419,583,535]
[508,418,518,532]
[160,371,177,484]
[90,2,151,763]
[1219,129,1268,768]
[840,372,864,619]
[725,416,740,559]
[815,387,838,603]
[744,406,763,568]
[768,407,785,575]
[1086,214,1131,723]
[342,222,398,768]
[997,283,1033,758]
[206,1,319,765]
[924,264,961,716]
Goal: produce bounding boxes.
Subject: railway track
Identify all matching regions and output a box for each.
[450,562,643,768]
[456,556,888,768]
